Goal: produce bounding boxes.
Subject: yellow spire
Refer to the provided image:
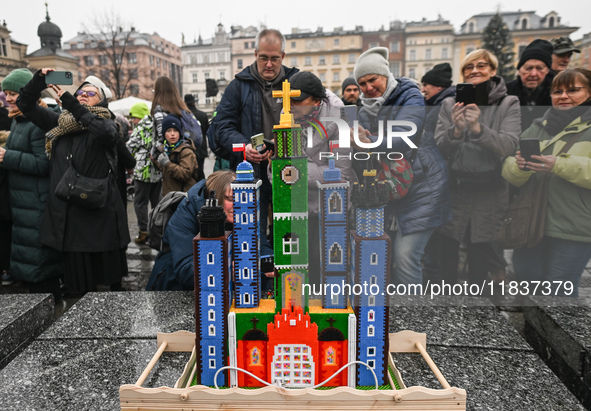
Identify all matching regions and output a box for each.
[273,79,301,129]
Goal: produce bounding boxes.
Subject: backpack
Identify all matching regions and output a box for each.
[179,110,203,149]
[147,191,189,251]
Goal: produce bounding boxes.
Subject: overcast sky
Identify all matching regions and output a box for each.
[4,0,589,51]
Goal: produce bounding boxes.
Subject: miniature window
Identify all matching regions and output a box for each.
[209,346,215,356]
[242,242,249,252]
[208,294,215,306]
[209,325,216,336]
[368,296,375,306]
[208,275,215,287]
[331,293,339,305]
[370,253,378,265]
[209,359,216,369]
[367,347,376,356]
[241,213,248,224]
[208,309,215,321]
[368,310,375,322]
[329,243,342,265]
[370,275,377,286]
[367,360,375,369]
[243,267,249,279]
[368,325,375,337]
[283,233,299,255]
[207,252,214,264]
[244,293,250,304]
[328,192,342,214]
[241,192,248,203]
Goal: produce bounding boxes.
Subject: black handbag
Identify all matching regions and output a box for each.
[55,139,116,210]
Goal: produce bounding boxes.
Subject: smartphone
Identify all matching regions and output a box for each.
[340,105,358,127]
[456,83,476,105]
[45,71,73,86]
[263,139,275,152]
[251,133,265,152]
[520,139,541,163]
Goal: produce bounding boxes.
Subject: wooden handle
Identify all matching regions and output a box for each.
[415,341,451,389]
[135,341,168,386]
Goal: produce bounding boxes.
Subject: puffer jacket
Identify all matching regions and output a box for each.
[2,114,62,282]
[435,76,521,243]
[126,115,162,183]
[502,105,591,242]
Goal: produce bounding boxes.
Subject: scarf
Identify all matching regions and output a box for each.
[164,138,184,155]
[543,100,591,136]
[45,105,111,157]
[360,73,398,118]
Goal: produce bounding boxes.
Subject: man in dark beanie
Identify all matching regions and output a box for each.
[507,39,555,130]
[420,63,453,101]
[184,94,209,181]
[341,77,361,106]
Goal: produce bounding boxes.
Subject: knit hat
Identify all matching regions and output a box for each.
[79,75,111,100]
[517,39,553,69]
[341,77,358,93]
[2,69,33,93]
[551,37,581,55]
[129,102,150,119]
[290,71,325,101]
[354,47,390,81]
[184,94,196,105]
[421,63,452,88]
[162,114,182,134]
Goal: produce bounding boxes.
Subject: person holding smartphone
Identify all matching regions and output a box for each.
[434,49,521,288]
[502,68,591,297]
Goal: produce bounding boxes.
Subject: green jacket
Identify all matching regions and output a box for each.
[502,107,591,243]
[2,115,62,282]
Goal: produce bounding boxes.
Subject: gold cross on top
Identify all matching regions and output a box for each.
[273,79,301,129]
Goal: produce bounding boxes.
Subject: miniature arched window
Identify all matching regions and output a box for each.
[368,296,376,306]
[283,233,299,255]
[250,347,261,365]
[370,253,378,265]
[208,309,215,321]
[367,325,375,337]
[243,267,249,279]
[208,294,215,306]
[367,347,376,356]
[368,310,375,322]
[209,325,216,336]
[242,242,249,252]
[241,213,248,224]
[325,346,336,365]
[208,275,215,287]
[207,252,214,264]
[209,346,216,356]
[370,275,377,286]
[241,192,248,203]
[244,293,251,304]
[328,192,343,214]
[209,359,216,369]
[329,243,342,264]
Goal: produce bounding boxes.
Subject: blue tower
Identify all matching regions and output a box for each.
[317,157,350,309]
[194,193,232,386]
[232,161,262,308]
[350,170,390,386]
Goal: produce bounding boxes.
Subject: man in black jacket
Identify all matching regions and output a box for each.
[184,94,209,181]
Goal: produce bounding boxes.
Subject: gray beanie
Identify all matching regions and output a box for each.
[354,47,390,81]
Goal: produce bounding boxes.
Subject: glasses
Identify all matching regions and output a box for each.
[521,65,548,73]
[257,55,282,64]
[75,89,99,97]
[551,87,585,97]
[463,62,490,72]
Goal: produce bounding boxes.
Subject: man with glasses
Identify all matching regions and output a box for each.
[207,29,298,292]
[507,39,555,130]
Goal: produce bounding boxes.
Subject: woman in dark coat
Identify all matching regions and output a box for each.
[17,68,130,294]
[0,69,62,297]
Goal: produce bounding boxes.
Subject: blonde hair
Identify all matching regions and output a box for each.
[461,49,498,79]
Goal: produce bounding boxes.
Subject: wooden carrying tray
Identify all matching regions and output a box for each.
[120,330,466,410]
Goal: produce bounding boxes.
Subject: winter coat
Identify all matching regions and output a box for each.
[158,139,198,195]
[1,114,62,282]
[502,105,591,242]
[434,76,521,243]
[16,70,131,252]
[359,77,448,235]
[0,130,9,221]
[301,90,355,214]
[506,72,555,131]
[209,65,299,170]
[126,115,162,183]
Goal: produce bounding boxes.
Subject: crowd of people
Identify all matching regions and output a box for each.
[1,29,590,302]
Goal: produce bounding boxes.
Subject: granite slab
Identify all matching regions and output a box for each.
[392,346,585,411]
[39,291,195,340]
[523,296,591,409]
[0,294,54,369]
[389,296,531,351]
[0,339,190,411]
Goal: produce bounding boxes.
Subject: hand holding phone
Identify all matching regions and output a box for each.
[519,139,541,171]
[340,105,358,127]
